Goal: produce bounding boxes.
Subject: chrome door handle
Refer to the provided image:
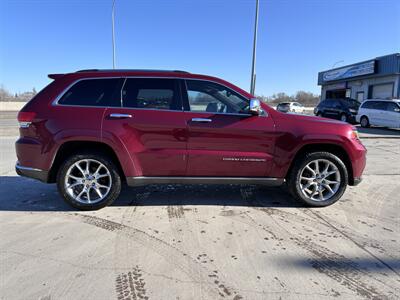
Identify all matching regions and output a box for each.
[109,113,132,119]
[191,118,212,123]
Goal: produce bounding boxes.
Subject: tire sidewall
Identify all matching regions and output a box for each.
[290,152,348,207]
[57,153,121,210]
[340,114,347,122]
[360,116,369,128]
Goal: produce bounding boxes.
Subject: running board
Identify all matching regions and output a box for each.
[126,176,285,187]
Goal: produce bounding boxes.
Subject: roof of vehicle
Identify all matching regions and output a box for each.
[363,98,400,103]
[48,69,253,99]
[324,98,357,101]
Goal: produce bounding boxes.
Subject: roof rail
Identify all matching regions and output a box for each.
[76,69,190,74]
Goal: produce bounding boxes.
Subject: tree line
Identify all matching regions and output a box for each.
[1,85,320,107]
[0,86,37,102]
[257,91,320,107]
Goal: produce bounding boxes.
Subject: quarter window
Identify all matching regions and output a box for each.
[185,80,249,114]
[58,78,123,107]
[386,102,399,112]
[122,78,181,110]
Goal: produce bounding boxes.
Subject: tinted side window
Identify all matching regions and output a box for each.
[318,101,328,108]
[122,78,181,110]
[361,101,373,109]
[59,78,123,107]
[185,80,248,114]
[374,102,387,111]
[385,102,398,112]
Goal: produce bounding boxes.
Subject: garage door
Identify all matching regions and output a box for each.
[371,83,393,99]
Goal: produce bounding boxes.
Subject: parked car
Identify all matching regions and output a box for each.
[277,102,305,113]
[276,102,290,113]
[356,99,400,128]
[16,69,366,210]
[314,98,360,123]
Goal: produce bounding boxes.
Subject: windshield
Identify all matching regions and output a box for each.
[343,99,360,109]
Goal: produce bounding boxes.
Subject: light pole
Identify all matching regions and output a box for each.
[332,60,344,69]
[112,0,116,69]
[250,0,259,95]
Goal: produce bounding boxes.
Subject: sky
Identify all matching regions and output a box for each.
[0,0,399,96]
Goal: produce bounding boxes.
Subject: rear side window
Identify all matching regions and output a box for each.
[373,101,387,111]
[122,78,181,110]
[361,101,374,109]
[385,102,398,112]
[58,78,123,107]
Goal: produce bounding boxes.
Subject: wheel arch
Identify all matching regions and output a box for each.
[48,141,126,183]
[286,143,354,185]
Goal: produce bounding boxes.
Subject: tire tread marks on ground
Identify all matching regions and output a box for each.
[116,266,148,300]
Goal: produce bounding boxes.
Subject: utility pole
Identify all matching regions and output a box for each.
[250,0,259,95]
[112,0,116,69]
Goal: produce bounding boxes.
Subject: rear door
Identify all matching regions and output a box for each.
[384,102,400,128]
[372,101,387,126]
[102,77,187,176]
[182,79,276,177]
[323,100,337,118]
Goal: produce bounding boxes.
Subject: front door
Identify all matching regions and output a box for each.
[182,79,275,177]
[102,77,187,176]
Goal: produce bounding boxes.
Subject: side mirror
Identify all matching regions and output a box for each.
[249,98,261,115]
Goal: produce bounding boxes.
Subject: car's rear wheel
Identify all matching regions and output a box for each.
[287,152,348,207]
[316,112,322,117]
[57,153,121,210]
[340,113,347,122]
[360,116,370,128]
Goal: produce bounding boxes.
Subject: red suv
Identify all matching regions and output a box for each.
[16,69,366,210]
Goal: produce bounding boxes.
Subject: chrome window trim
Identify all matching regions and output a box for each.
[51,77,126,108]
[51,76,252,107]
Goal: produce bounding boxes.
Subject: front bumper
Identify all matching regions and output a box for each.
[15,162,49,183]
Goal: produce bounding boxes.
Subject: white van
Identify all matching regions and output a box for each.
[356,99,400,128]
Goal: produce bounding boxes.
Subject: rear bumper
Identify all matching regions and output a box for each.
[15,162,49,183]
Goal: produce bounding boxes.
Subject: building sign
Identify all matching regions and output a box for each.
[323,60,375,82]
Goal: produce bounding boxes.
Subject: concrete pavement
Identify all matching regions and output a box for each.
[0,113,399,300]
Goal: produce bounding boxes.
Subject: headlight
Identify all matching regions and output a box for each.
[351,129,360,140]
[349,108,357,114]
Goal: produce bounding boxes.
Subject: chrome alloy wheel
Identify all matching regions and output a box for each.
[298,159,341,202]
[64,159,112,204]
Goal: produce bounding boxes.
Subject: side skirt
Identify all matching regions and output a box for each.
[126,176,285,187]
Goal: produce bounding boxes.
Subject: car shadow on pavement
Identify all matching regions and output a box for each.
[287,257,400,272]
[0,176,301,211]
[357,126,400,137]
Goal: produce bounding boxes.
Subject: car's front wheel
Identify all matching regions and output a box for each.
[287,152,348,207]
[57,153,121,210]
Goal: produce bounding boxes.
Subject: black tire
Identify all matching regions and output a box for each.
[360,116,370,128]
[287,152,348,207]
[57,153,121,210]
[340,113,347,122]
[316,112,322,117]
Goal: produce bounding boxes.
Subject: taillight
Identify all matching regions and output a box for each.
[17,111,36,128]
